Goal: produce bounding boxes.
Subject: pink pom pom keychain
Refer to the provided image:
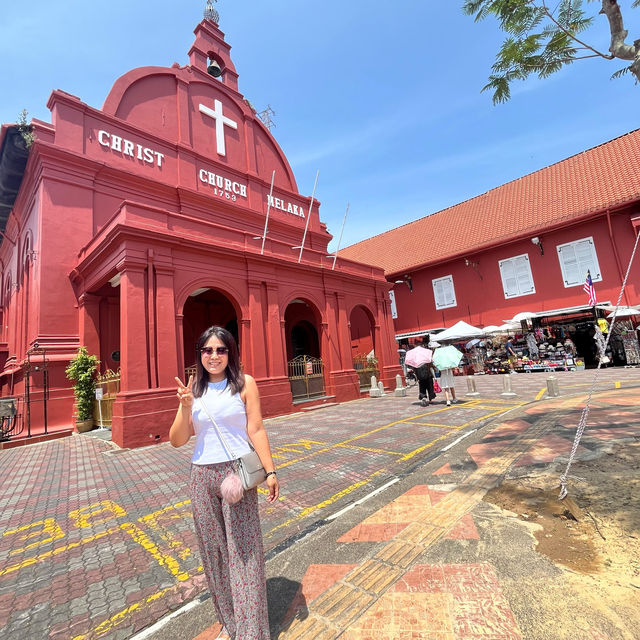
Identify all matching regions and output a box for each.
[220,472,244,504]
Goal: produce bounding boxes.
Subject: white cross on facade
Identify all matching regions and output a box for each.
[199,99,238,157]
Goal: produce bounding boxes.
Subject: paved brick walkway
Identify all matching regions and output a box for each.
[0,368,637,639]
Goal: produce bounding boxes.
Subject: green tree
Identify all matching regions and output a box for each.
[463,0,640,103]
[65,347,99,421]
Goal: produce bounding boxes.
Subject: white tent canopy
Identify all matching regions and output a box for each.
[482,325,501,335]
[606,308,640,318]
[436,321,485,342]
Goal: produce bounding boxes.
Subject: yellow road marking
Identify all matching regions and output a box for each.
[69,500,126,529]
[71,583,178,640]
[401,433,450,461]
[401,421,460,428]
[119,522,190,582]
[334,443,404,455]
[3,518,65,556]
[0,527,121,577]
[534,387,546,400]
[615,381,621,388]
[265,469,387,538]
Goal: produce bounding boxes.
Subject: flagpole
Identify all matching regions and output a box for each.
[259,170,276,255]
[297,170,319,264]
[331,202,349,270]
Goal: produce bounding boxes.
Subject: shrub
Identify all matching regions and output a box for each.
[65,347,99,421]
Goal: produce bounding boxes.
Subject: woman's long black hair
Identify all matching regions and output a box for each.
[193,326,245,398]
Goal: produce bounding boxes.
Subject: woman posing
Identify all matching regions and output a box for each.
[170,326,279,640]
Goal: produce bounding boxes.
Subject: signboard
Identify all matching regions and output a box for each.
[95,388,104,401]
[305,361,313,375]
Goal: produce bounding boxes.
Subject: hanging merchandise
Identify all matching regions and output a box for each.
[597,318,609,334]
[526,333,539,359]
[593,325,609,364]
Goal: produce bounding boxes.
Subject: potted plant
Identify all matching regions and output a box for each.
[65,347,99,432]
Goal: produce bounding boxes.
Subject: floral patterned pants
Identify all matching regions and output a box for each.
[190,462,270,640]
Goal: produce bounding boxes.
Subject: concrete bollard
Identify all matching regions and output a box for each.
[378,381,386,396]
[369,375,382,397]
[466,376,480,397]
[394,374,407,397]
[546,376,559,398]
[500,374,517,398]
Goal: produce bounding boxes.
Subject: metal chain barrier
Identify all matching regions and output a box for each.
[558,229,640,500]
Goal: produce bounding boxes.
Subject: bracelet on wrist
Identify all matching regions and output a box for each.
[265,471,277,478]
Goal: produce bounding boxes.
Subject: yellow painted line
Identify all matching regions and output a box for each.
[272,416,426,470]
[71,583,177,640]
[402,421,461,429]
[615,381,621,389]
[68,500,127,529]
[3,518,66,556]
[334,443,404,456]
[534,387,546,401]
[0,527,121,577]
[265,469,387,538]
[137,499,191,522]
[401,433,450,461]
[119,522,190,581]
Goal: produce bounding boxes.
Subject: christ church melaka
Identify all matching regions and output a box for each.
[0,8,401,448]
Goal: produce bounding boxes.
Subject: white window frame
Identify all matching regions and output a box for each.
[556,237,602,288]
[432,275,457,310]
[498,253,536,299]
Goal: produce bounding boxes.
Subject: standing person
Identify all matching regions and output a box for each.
[170,326,279,640]
[437,365,457,406]
[505,336,518,372]
[405,338,436,407]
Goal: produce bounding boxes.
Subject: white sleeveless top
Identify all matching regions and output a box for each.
[191,380,252,465]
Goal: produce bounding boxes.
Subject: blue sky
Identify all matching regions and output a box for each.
[1,0,639,252]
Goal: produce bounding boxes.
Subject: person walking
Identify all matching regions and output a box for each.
[405,338,436,407]
[170,326,279,640]
[437,366,457,406]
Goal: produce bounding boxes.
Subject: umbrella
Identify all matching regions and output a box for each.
[432,345,463,370]
[465,338,481,349]
[606,308,640,318]
[404,346,433,368]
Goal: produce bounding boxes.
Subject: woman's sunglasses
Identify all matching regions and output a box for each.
[200,346,229,356]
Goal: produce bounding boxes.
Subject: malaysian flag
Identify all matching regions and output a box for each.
[583,270,597,306]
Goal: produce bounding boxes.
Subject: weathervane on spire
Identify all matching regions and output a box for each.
[204,0,219,24]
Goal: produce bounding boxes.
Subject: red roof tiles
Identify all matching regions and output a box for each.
[340,129,640,276]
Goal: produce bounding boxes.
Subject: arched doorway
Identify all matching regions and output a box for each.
[350,305,379,390]
[284,299,323,401]
[182,288,238,376]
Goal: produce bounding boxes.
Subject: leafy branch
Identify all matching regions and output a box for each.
[463,0,640,103]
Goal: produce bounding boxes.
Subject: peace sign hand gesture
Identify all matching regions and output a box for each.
[175,375,194,409]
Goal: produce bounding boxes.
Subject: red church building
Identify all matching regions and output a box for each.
[341,130,640,361]
[0,9,400,448]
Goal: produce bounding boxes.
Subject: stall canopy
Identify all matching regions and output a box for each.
[395,327,446,341]
[606,308,640,318]
[436,321,484,341]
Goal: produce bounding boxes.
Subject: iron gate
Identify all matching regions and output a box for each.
[353,354,379,390]
[93,369,120,428]
[288,356,324,401]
